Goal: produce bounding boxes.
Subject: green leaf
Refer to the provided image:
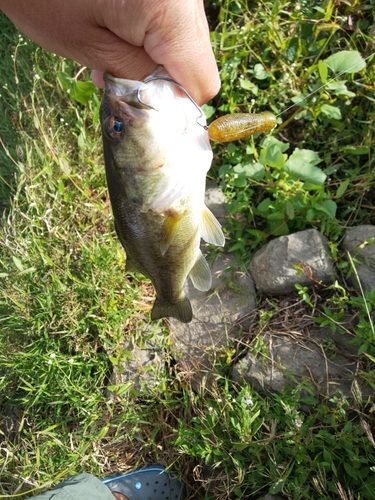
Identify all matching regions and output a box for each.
[19,267,36,275]
[228,241,246,252]
[257,198,272,213]
[321,104,342,120]
[365,352,375,363]
[324,50,366,73]
[267,213,289,235]
[57,70,72,91]
[344,462,359,479]
[340,145,369,155]
[57,71,97,104]
[300,396,318,405]
[246,229,267,239]
[12,256,24,272]
[288,163,326,185]
[315,200,337,219]
[233,162,265,180]
[72,81,97,105]
[202,104,216,119]
[284,149,326,185]
[239,79,258,95]
[261,136,290,153]
[286,200,295,219]
[306,208,316,221]
[318,60,328,83]
[336,179,349,199]
[326,81,356,98]
[232,443,249,451]
[233,175,247,187]
[253,63,270,80]
[259,145,285,169]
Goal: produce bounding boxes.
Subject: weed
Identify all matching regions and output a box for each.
[1,1,375,498]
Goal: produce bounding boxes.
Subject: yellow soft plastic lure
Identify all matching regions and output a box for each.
[207,112,276,142]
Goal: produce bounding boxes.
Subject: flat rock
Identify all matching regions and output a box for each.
[342,225,375,292]
[249,229,336,294]
[308,320,359,357]
[205,180,227,226]
[106,331,167,399]
[169,253,256,388]
[232,332,373,403]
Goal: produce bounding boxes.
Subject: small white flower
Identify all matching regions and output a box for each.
[68,358,74,363]
[217,398,222,403]
[60,118,65,123]
[295,418,303,428]
[50,353,56,358]
[34,74,40,80]
[47,359,52,365]
[244,397,254,406]
[208,406,213,411]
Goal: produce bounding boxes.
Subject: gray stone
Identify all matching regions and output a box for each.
[249,229,336,294]
[232,332,372,403]
[342,225,375,292]
[106,332,167,399]
[205,180,227,225]
[308,319,359,357]
[169,253,256,388]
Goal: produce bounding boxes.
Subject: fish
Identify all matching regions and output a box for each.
[100,67,225,324]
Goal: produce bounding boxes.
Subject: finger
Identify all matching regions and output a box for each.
[143,1,220,105]
[91,70,105,88]
[80,29,157,81]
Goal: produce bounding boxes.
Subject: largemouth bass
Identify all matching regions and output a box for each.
[100,67,225,324]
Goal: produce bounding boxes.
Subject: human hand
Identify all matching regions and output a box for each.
[0,0,220,104]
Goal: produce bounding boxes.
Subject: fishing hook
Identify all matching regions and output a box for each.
[137,76,208,129]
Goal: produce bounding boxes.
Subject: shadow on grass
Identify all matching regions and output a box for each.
[0,13,35,215]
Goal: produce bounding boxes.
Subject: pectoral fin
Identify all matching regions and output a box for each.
[189,252,212,292]
[201,206,225,247]
[160,212,184,256]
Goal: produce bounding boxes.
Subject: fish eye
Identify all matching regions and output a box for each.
[106,116,124,140]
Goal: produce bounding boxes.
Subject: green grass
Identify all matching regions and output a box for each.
[1,1,375,498]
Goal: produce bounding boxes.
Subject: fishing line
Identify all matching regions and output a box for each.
[275,51,375,118]
[138,50,374,139]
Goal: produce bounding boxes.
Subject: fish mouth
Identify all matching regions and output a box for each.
[103,73,153,109]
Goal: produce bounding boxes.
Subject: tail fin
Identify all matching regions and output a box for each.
[151,296,192,323]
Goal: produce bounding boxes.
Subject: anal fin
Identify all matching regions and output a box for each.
[201,206,225,247]
[189,252,212,292]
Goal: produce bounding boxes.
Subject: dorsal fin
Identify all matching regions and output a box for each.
[201,206,225,247]
[189,252,212,292]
